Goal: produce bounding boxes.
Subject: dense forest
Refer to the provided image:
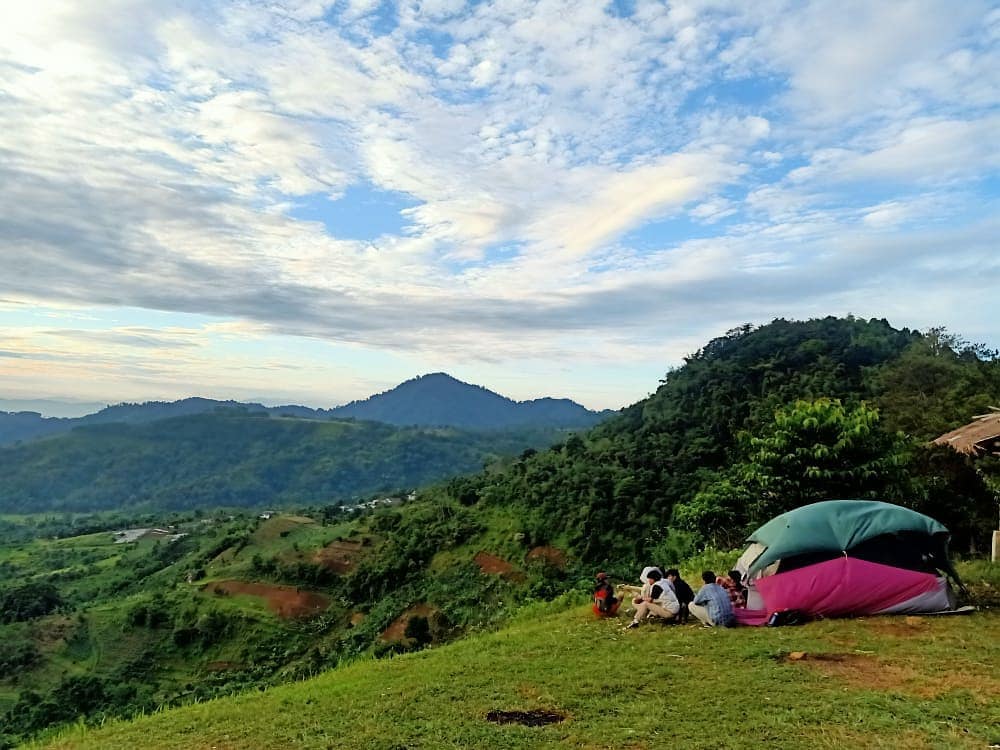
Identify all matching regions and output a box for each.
[0,415,570,512]
[426,317,1000,559]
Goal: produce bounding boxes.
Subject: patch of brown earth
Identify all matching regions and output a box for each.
[525,546,567,568]
[34,616,75,651]
[202,580,330,619]
[381,603,436,642]
[785,647,1000,701]
[349,612,366,627]
[474,551,526,582]
[781,651,924,693]
[313,539,365,573]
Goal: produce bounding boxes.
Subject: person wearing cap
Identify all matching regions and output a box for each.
[592,572,620,616]
[625,568,680,629]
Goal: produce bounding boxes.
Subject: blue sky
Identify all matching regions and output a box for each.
[0,0,998,412]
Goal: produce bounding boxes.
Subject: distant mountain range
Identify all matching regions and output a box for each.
[0,373,612,446]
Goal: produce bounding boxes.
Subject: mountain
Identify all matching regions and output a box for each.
[0,376,610,446]
[328,373,611,429]
[0,411,569,513]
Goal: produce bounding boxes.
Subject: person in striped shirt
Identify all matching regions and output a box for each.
[689,570,736,627]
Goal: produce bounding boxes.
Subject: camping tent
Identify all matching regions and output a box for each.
[733,500,963,624]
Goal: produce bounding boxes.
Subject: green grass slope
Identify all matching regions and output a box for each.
[39,602,1000,750]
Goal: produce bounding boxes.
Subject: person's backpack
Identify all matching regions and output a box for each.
[766,609,810,627]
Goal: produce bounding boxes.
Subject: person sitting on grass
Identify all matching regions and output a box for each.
[665,568,694,623]
[592,572,620,617]
[625,568,680,629]
[716,569,747,608]
[689,570,736,628]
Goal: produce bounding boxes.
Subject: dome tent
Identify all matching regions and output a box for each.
[734,500,964,624]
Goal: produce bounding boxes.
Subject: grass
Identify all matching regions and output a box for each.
[36,599,1000,750]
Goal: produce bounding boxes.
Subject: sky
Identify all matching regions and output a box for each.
[0,0,998,413]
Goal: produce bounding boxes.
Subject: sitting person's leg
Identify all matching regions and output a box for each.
[688,602,714,626]
[633,601,651,621]
[644,601,676,621]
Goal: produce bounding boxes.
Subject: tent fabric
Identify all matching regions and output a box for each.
[752,557,941,618]
[746,500,948,575]
[875,578,954,615]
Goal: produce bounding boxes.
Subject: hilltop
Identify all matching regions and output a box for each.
[35,599,1000,749]
[328,372,612,429]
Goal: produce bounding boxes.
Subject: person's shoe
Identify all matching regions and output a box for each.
[625,621,639,630]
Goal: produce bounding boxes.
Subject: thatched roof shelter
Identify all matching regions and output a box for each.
[933,409,1000,456]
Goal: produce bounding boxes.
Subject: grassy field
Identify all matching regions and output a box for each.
[37,599,1000,750]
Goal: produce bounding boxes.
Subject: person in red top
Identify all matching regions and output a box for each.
[716,569,747,608]
[592,572,620,617]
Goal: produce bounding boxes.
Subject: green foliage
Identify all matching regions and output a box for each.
[676,399,908,540]
[0,638,40,673]
[0,414,567,513]
[873,329,1000,439]
[0,582,63,623]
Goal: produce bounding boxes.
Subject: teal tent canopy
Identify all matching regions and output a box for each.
[745,500,949,576]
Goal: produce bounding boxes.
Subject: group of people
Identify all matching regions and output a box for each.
[593,566,750,629]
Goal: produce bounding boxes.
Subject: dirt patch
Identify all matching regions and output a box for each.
[862,616,931,638]
[381,603,436,642]
[525,546,567,568]
[34,616,75,651]
[486,709,566,726]
[780,651,922,692]
[781,649,1000,700]
[202,580,330,619]
[349,612,366,627]
[474,551,525,582]
[313,539,365,574]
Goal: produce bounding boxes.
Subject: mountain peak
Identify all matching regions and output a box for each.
[329,373,605,429]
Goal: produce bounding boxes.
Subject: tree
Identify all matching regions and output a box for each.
[675,399,907,540]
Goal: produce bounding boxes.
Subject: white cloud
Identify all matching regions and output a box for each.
[0,0,996,407]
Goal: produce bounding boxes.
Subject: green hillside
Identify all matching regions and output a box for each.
[35,600,1000,750]
[3,316,999,747]
[0,413,568,512]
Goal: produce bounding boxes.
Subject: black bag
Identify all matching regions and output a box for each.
[767,609,810,627]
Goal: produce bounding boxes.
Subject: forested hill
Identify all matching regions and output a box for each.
[328,372,611,428]
[428,317,1000,559]
[0,375,609,446]
[0,414,566,513]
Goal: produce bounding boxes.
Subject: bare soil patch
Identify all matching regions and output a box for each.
[313,539,365,573]
[34,616,75,651]
[381,603,436,642]
[485,709,566,726]
[781,649,1000,700]
[780,651,922,692]
[525,546,567,568]
[202,580,330,619]
[474,551,526,582]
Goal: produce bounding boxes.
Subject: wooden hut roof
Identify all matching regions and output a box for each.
[932,410,1000,455]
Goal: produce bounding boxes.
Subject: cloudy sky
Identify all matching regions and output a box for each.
[1,0,998,413]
